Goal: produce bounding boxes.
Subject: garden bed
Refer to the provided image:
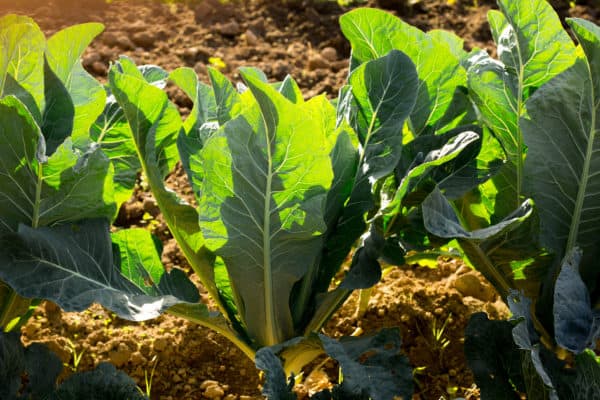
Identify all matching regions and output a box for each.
[1,0,598,398]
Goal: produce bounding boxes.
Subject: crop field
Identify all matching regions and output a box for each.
[0,0,599,399]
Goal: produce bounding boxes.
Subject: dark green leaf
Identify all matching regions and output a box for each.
[464,313,524,399]
[553,248,595,354]
[49,363,147,400]
[0,220,193,321]
[319,328,413,400]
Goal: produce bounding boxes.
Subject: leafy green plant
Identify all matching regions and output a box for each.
[417,0,600,397]
[0,15,194,336]
[0,7,489,397]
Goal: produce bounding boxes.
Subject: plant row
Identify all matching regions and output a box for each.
[1,0,599,398]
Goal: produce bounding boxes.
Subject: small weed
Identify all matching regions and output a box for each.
[138,355,159,398]
[64,339,85,372]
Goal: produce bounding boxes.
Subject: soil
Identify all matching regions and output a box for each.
[1,0,599,399]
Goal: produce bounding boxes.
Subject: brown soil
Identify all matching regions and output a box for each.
[2,0,598,399]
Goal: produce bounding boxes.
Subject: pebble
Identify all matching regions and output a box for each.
[116,35,135,51]
[109,343,131,367]
[90,61,108,76]
[244,29,258,46]
[307,54,329,70]
[451,272,496,302]
[202,381,225,399]
[153,337,168,352]
[218,20,242,36]
[132,32,155,49]
[320,46,338,62]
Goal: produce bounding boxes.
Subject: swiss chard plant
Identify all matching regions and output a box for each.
[417,0,600,398]
[0,9,490,398]
[0,15,198,334]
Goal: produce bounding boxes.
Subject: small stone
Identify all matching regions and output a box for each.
[130,351,146,365]
[109,343,131,367]
[307,54,329,70]
[116,35,135,51]
[224,395,237,400]
[320,46,338,62]
[244,29,258,46]
[142,197,160,216]
[172,374,183,383]
[82,53,101,66]
[90,61,108,76]
[200,380,220,390]
[218,20,242,36]
[132,32,155,49]
[203,383,225,399]
[153,337,168,352]
[101,32,119,47]
[451,272,496,302]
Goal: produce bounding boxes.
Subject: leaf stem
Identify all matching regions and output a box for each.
[31,161,43,229]
[166,305,256,361]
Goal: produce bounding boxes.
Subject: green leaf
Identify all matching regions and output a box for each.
[0,15,45,122]
[467,0,576,214]
[464,313,524,399]
[108,64,223,322]
[170,66,217,189]
[111,229,200,303]
[423,187,548,297]
[0,220,193,321]
[278,75,303,104]
[491,1,575,90]
[382,130,480,218]
[89,97,140,207]
[170,67,216,133]
[198,73,334,347]
[319,328,413,400]
[522,19,600,284]
[321,50,418,275]
[207,66,243,124]
[0,96,44,234]
[49,363,148,400]
[553,248,596,354]
[340,8,468,135]
[0,96,115,233]
[255,347,297,400]
[43,23,106,150]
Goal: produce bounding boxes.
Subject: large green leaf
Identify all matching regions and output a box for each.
[522,18,600,285]
[467,0,576,215]
[319,50,418,277]
[0,15,45,122]
[170,66,217,193]
[89,98,140,207]
[0,96,115,234]
[43,23,105,152]
[108,64,218,300]
[340,8,469,135]
[111,229,200,303]
[0,220,193,321]
[422,187,548,298]
[90,58,171,208]
[197,73,334,347]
